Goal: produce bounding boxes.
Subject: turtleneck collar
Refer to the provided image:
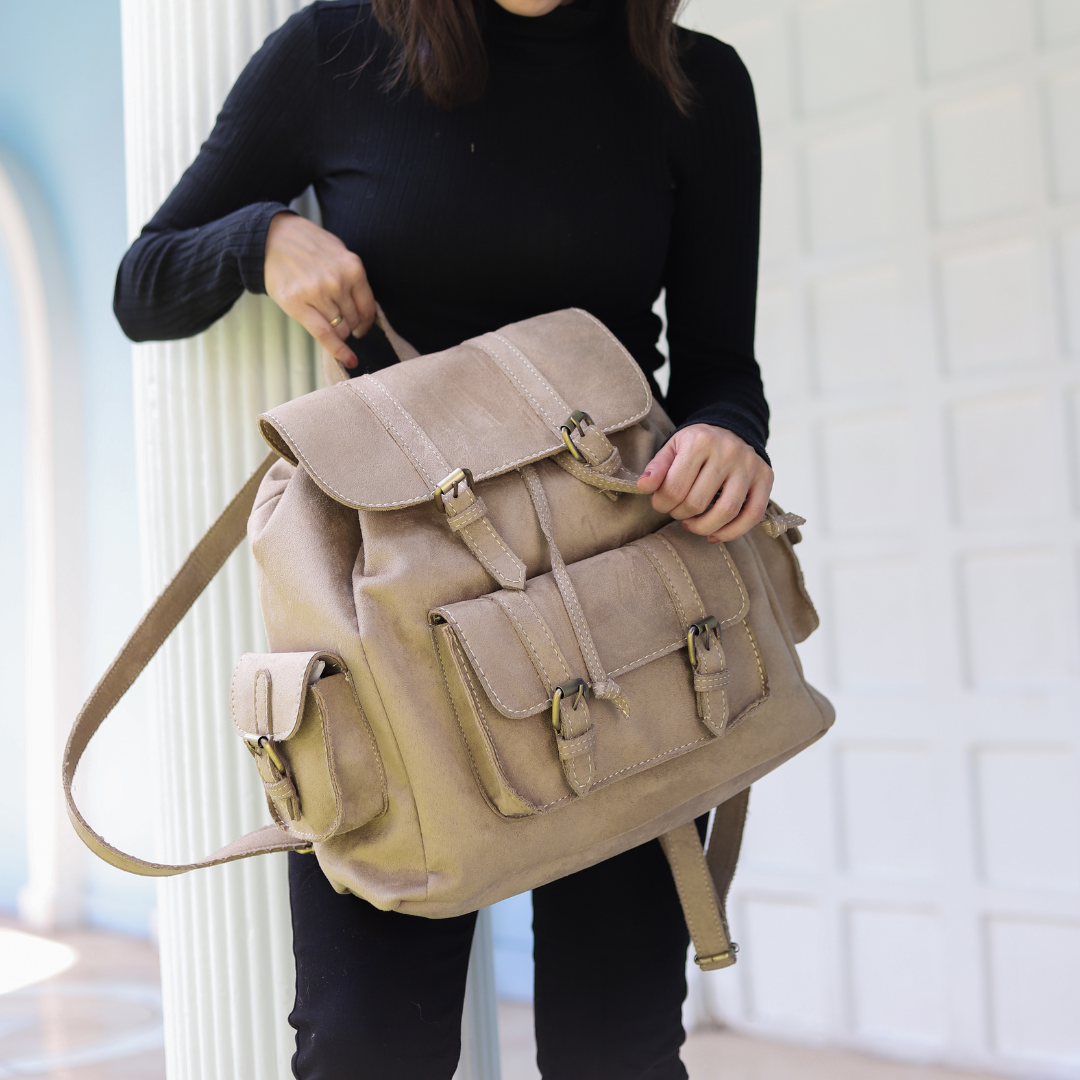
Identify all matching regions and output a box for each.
[483,0,621,44]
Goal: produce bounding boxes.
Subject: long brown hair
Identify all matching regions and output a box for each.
[370,0,692,112]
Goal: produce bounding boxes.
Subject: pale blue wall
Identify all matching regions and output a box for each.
[0,229,26,911]
[0,2,541,978]
[0,0,153,933]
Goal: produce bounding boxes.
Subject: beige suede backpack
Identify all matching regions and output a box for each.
[65,308,833,972]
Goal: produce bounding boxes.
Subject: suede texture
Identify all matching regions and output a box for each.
[243,310,834,917]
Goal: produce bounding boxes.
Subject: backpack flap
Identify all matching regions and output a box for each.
[231,652,387,843]
[256,309,653,511]
[430,522,768,817]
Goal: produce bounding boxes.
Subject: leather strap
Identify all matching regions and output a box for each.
[638,534,729,734]
[321,303,421,386]
[351,370,526,590]
[61,451,307,876]
[475,333,642,493]
[519,465,629,720]
[661,787,750,971]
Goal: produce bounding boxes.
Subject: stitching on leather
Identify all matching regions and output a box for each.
[640,543,692,626]
[436,630,521,817]
[520,465,605,680]
[348,381,440,487]
[684,830,727,943]
[472,516,525,586]
[475,339,562,433]
[492,595,566,690]
[357,377,449,480]
[666,839,700,943]
[268,409,572,509]
[541,734,713,803]
[519,593,575,684]
[491,334,572,423]
[658,535,709,620]
[450,634,543,816]
[717,542,749,626]
[440,609,549,717]
[305,684,346,840]
[742,618,767,696]
[460,530,512,587]
[561,726,594,795]
[607,639,684,677]
[570,308,653,419]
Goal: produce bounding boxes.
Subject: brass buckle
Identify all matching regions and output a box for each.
[559,411,594,461]
[686,616,719,669]
[551,678,588,734]
[694,943,738,969]
[256,735,286,774]
[433,467,475,513]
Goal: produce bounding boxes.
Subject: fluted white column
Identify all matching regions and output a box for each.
[121,3,319,1077]
[119,3,499,1077]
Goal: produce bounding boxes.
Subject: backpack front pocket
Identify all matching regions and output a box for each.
[231,652,388,842]
[432,522,769,817]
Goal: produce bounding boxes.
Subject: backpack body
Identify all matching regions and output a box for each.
[236,309,833,916]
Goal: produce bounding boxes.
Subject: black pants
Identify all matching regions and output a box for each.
[288,818,707,1080]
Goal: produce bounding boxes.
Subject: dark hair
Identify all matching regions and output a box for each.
[370,0,692,112]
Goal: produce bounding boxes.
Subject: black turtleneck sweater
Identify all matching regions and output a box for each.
[114,0,769,461]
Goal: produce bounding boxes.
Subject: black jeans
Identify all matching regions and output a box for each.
[288,818,707,1080]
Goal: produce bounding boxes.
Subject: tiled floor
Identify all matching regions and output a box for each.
[0,918,165,1079]
[1,919,1006,1080]
[498,1004,1005,1080]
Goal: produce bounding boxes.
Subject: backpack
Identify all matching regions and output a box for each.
[65,308,833,972]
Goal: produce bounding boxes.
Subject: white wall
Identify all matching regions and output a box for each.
[681,1,1080,1077]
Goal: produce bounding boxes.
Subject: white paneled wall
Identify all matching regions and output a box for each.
[681,1,1080,1076]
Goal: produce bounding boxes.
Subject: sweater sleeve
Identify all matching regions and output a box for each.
[663,36,769,464]
[113,8,320,342]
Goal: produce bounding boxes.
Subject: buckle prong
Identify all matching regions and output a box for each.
[559,411,594,462]
[256,735,286,774]
[551,678,588,734]
[686,616,720,669]
[433,467,475,513]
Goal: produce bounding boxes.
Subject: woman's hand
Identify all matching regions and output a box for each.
[264,212,376,368]
[637,424,774,543]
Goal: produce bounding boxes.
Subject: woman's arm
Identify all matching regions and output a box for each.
[113,8,322,344]
[638,36,773,542]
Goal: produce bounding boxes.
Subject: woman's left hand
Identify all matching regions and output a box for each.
[637,424,774,543]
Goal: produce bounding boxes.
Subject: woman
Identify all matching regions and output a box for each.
[115,0,772,1076]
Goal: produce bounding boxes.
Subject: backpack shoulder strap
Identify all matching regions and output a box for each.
[660,786,750,971]
[62,451,304,876]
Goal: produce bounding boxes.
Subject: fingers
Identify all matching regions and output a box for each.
[646,430,714,515]
[637,439,678,495]
[350,279,376,339]
[304,305,358,368]
[647,424,776,543]
[681,474,750,536]
[707,475,774,543]
[264,214,374,362]
[330,292,361,341]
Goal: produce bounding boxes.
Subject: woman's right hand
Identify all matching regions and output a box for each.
[264,211,376,369]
